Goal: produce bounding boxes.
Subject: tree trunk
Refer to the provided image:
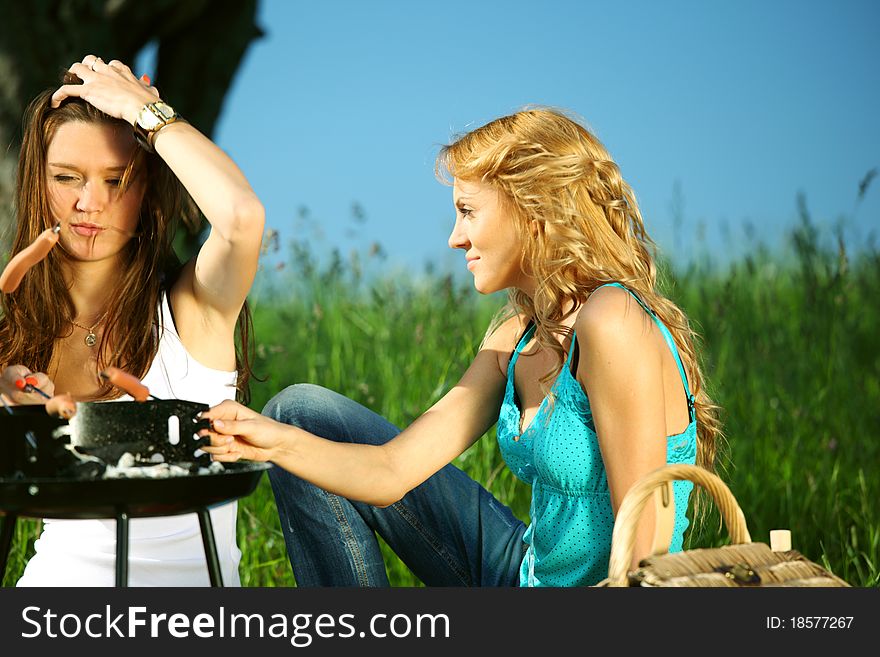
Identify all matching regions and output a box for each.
[0,0,263,258]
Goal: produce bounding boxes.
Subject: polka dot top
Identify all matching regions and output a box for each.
[496,283,697,587]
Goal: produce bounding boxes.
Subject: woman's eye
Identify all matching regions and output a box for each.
[106,179,122,187]
[53,175,77,183]
[459,207,473,217]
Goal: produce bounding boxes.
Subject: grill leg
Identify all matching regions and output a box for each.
[116,511,129,587]
[198,508,223,587]
[0,514,18,585]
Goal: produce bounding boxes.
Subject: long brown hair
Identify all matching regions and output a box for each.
[437,108,722,474]
[0,74,255,403]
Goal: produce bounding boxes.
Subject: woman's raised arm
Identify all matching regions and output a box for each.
[51,55,265,326]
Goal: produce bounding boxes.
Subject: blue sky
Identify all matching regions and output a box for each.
[155,0,880,275]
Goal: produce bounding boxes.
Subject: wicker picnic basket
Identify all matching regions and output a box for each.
[600,463,850,587]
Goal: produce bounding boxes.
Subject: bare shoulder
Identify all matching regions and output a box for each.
[167,259,236,368]
[482,313,529,349]
[574,285,654,353]
[481,313,530,376]
[169,258,226,325]
[167,260,200,322]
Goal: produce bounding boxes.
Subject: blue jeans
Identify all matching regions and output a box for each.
[263,384,527,586]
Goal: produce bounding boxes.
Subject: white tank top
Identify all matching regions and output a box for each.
[17,293,242,587]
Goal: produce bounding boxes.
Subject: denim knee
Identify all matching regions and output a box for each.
[262,383,338,430]
[262,382,400,451]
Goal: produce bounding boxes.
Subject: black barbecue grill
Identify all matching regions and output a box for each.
[0,401,269,587]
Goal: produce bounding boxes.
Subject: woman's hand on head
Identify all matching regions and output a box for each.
[51,54,158,126]
[199,399,292,463]
[0,364,56,405]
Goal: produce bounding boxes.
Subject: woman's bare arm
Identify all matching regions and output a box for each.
[202,316,525,506]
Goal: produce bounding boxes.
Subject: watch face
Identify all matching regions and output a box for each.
[153,101,176,121]
[137,106,163,130]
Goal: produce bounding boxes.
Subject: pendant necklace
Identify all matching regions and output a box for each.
[71,311,108,347]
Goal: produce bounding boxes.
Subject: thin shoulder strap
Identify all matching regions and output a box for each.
[508,320,536,369]
[593,282,695,421]
[512,319,579,380]
[508,320,536,410]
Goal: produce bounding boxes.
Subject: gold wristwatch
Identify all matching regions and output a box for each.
[133,101,181,152]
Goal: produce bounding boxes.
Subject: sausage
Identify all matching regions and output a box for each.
[100,366,151,402]
[45,393,77,419]
[0,223,61,294]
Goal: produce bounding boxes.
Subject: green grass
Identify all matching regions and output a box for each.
[3,213,878,588]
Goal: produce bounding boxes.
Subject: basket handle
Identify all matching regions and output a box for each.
[606,463,752,587]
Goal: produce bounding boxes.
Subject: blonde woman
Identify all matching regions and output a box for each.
[1,55,263,586]
[203,108,721,587]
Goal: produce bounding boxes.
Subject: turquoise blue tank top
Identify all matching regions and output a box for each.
[496,283,697,586]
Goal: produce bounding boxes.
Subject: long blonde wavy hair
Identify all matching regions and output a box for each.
[437,108,722,473]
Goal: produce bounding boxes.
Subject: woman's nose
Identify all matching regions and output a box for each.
[448,217,470,250]
[75,181,108,213]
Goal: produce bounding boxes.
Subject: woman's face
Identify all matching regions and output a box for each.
[448,178,529,295]
[45,121,145,264]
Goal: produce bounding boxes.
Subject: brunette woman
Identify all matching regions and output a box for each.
[0,54,264,586]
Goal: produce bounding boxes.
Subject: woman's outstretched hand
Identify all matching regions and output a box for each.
[200,400,290,463]
[51,54,158,126]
